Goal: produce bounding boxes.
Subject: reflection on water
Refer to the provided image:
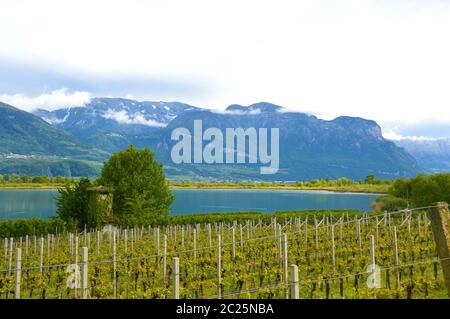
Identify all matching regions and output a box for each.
[0,189,380,220]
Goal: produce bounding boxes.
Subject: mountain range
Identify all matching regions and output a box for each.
[144,103,422,180]
[34,98,198,152]
[0,97,443,180]
[393,138,450,173]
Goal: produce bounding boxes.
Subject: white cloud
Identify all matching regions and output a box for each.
[102,109,166,127]
[1,0,450,133]
[0,88,91,111]
[382,127,441,141]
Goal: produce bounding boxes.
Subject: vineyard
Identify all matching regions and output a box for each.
[0,206,449,299]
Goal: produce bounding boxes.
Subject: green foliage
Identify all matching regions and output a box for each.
[0,102,109,161]
[373,195,408,212]
[56,178,93,230]
[86,188,113,228]
[389,177,413,199]
[365,174,375,183]
[98,145,174,226]
[32,176,49,183]
[121,194,166,227]
[389,173,450,207]
[0,210,446,299]
[295,175,392,188]
[0,217,72,238]
[0,174,77,185]
[0,157,102,178]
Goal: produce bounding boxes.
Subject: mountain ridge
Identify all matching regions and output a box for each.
[151,105,420,180]
[34,97,199,152]
[0,97,425,180]
[0,101,107,160]
[391,138,450,173]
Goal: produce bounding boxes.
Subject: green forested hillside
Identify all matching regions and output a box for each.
[0,102,108,161]
[0,157,102,177]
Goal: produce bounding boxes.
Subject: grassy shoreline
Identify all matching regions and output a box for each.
[169,182,389,194]
[0,182,388,194]
[0,183,65,189]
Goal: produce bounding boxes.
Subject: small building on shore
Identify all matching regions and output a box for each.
[86,185,115,231]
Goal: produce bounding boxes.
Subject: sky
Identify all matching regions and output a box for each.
[1,0,450,139]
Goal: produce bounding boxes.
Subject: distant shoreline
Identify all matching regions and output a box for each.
[170,185,387,194]
[0,184,63,190]
[0,182,388,194]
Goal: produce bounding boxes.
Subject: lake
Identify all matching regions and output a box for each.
[0,189,380,220]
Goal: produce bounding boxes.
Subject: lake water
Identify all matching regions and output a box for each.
[0,189,380,220]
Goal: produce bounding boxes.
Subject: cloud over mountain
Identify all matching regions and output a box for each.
[102,109,167,127]
[0,88,91,111]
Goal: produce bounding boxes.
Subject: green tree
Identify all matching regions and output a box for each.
[336,177,354,186]
[389,177,412,199]
[56,178,92,230]
[9,174,20,183]
[365,174,375,184]
[388,173,450,208]
[20,176,31,183]
[373,195,408,212]
[32,176,49,184]
[55,176,66,184]
[98,145,174,226]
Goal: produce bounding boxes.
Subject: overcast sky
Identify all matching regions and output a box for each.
[1,0,450,139]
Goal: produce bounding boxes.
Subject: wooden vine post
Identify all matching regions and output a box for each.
[191,228,197,276]
[25,235,29,256]
[163,234,168,285]
[314,218,318,261]
[231,226,236,259]
[97,231,100,256]
[3,238,7,262]
[217,234,222,299]
[8,238,13,275]
[14,248,21,299]
[393,227,400,289]
[82,247,88,299]
[173,257,180,299]
[282,233,288,299]
[275,223,280,267]
[428,202,450,297]
[112,231,117,297]
[304,217,308,247]
[39,237,44,275]
[156,228,160,270]
[124,229,128,254]
[290,264,299,299]
[331,225,335,273]
[208,224,211,248]
[181,226,185,247]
